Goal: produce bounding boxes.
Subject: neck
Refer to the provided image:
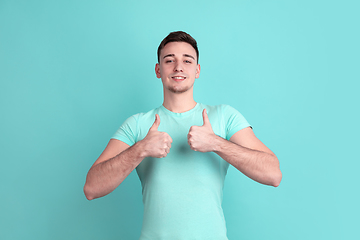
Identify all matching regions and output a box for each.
[162,89,197,113]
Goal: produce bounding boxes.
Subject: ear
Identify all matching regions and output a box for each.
[155,63,161,78]
[195,64,201,78]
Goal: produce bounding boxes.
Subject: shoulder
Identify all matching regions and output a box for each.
[112,106,160,144]
[125,106,160,122]
[199,103,240,115]
[114,107,159,132]
[123,106,163,131]
[198,103,242,123]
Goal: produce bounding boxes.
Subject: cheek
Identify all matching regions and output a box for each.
[193,68,199,77]
[158,67,168,78]
[160,66,171,74]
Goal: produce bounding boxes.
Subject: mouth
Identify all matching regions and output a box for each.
[171,76,186,81]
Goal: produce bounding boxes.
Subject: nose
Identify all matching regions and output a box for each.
[174,62,183,72]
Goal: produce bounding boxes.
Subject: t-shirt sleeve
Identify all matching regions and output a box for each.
[223,105,251,140]
[111,114,139,146]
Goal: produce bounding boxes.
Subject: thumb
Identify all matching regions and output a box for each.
[202,109,210,126]
[149,114,160,131]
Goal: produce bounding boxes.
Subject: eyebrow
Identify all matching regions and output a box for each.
[184,54,195,60]
[163,54,195,60]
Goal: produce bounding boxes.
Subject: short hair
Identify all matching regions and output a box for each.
[157,31,199,64]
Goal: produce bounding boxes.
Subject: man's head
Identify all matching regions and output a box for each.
[157,31,199,64]
[155,31,201,94]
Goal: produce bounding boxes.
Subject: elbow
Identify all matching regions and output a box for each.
[271,170,282,187]
[85,194,95,201]
[83,184,95,201]
[270,155,282,187]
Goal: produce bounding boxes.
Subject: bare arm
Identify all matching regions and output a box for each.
[84,114,172,200]
[214,127,281,187]
[188,109,282,187]
[84,139,142,200]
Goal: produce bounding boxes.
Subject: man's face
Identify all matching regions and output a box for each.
[155,42,200,94]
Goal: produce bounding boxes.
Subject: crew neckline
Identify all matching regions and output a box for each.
[160,103,201,117]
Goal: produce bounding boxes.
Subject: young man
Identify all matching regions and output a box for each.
[84,31,282,239]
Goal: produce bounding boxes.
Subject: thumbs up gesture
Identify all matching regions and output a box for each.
[187,109,216,152]
[141,114,173,158]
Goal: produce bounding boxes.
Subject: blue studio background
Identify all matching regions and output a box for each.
[1,0,359,239]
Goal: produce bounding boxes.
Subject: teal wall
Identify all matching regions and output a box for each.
[1,0,359,239]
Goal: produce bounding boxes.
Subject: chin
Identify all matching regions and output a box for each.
[168,87,189,93]
[168,82,194,94]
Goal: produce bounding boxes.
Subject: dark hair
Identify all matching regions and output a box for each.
[157,31,199,64]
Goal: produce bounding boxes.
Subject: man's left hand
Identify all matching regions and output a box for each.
[187,109,218,152]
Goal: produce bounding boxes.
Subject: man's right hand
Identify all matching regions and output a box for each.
[141,114,172,158]
[84,114,172,200]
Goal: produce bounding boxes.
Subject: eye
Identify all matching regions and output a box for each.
[184,60,192,64]
[165,59,174,63]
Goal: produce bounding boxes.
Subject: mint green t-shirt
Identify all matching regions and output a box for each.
[112,103,250,240]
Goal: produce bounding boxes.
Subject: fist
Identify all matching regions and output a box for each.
[142,114,172,158]
[187,109,216,152]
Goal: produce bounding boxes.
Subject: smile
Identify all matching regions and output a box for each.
[172,76,186,80]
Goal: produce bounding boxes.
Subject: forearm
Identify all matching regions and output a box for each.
[213,136,282,187]
[84,141,146,200]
